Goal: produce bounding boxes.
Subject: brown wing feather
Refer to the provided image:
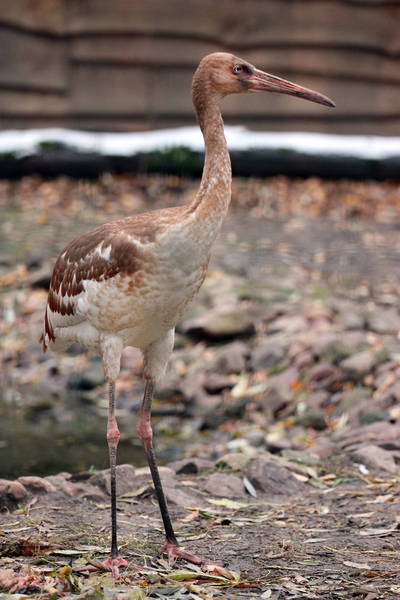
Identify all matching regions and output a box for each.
[40,206,185,350]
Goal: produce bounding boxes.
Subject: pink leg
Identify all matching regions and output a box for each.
[105,381,127,578]
[137,380,220,567]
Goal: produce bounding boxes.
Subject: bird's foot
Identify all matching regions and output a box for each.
[160,540,221,568]
[104,555,128,578]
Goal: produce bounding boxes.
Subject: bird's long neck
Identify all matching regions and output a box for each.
[186,90,232,245]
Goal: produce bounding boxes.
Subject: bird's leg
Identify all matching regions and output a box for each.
[137,380,217,567]
[104,381,128,578]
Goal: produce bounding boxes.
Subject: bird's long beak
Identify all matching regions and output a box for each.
[248,69,335,108]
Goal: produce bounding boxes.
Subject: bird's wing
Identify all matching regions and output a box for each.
[40,207,186,350]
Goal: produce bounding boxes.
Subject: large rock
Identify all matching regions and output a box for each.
[213,341,248,374]
[0,479,28,509]
[182,309,255,340]
[267,315,308,335]
[18,476,56,494]
[366,308,400,335]
[340,349,387,380]
[88,464,136,496]
[247,457,304,497]
[250,337,288,370]
[204,473,245,498]
[45,474,107,501]
[336,422,400,449]
[168,458,214,475]
[215,452,252,471]
[161,477,204,507]
[351,444,398,474]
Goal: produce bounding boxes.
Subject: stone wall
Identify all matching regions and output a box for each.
[0,0,399,134]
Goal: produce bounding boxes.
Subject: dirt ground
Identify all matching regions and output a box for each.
[1,174,400,599]
[0,458,399,599]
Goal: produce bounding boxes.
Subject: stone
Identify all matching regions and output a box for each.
[312,333,340,356]
[18,476,56,494]
[0,479,28,502]
[380,381,400,404]
[340,331,368,349]
[182,309,255,340]
[295,410,327,431]
[204,473,245,498]
[267,315,307,335]
[308,363,343,391]
[45,474,106,500]
[367,308,400,335]
[45,474,69,488]
[88,464,136,496]
[162,477,203,507]
[247,457,304,496]
[204,373,234,393]
[134,466,174,478]
[24,249,44,270]
[306,391,330,410]
[359,410,388,426]
[215,452,252,471]
[338,309,365,330]
[168,458,213,475]
[250,337,287,370]
[351,444,398,474]
[340,349,388,380]
[309,363,339,382]
[244,428,266,448]
[337,422,400,449]
[66,361,104,390]
[294,350,315,371]
[258,385,290,420]
[213,341,248,374]
[337,387,372,416]
[281,449,320,466]
[312,436,339,459]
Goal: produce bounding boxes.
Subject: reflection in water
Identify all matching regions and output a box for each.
[0,394,182,479]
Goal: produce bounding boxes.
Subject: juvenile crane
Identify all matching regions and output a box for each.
[41,53,334,576]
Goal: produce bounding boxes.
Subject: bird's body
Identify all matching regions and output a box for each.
[42,90,232,382]
[40,52,334,576]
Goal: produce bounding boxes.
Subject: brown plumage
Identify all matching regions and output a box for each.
[40,52,334,577]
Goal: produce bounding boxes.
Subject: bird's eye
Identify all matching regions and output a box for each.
[233,65,242,74]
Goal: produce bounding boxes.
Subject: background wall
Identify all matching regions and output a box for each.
[0,0,399,134]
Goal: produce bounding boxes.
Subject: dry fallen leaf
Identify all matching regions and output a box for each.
[343,560,371,570]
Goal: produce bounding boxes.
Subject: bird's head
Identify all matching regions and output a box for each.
[193,52,335,108]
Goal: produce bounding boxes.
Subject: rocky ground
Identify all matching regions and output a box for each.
[0,174,400,599]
